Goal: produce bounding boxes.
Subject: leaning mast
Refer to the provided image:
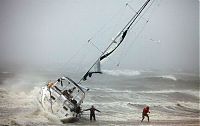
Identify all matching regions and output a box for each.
[78,0,152,84]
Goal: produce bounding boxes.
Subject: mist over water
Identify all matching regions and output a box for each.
[0,70,199,125]
[0,0,199,75]
[0,0,199,125]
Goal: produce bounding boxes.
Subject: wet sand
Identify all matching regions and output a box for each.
[72,119,200,126]
[1,118,199,126]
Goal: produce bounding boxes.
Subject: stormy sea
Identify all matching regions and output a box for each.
[0,70,199,126]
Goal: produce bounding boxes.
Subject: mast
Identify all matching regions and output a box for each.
[78,0,151,84]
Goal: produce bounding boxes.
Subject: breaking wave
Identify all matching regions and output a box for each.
[102,69,141,76]
[127,102,200,117]
[0,87,62,126]
[157,75,177,81]
[0,71,199,125]
[102,70,179,81]
[139,90,199,97]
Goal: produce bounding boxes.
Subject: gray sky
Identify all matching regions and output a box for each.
[0,0,199,75]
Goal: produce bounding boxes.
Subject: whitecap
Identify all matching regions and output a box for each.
[158,75,177,81]
[102,69,141,76]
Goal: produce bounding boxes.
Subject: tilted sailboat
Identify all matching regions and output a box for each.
[38,0,153,121]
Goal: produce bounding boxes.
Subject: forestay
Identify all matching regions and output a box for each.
[79,0,152,83]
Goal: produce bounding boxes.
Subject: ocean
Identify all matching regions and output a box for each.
[0,70,199,125]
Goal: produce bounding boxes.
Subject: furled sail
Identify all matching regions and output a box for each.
[100,29,128,61]
[95,58,101,73]
[100,0,151,61]
[79,0,151,83]
[83,59,102,81]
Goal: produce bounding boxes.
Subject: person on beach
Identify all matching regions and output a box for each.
[83,105,101,121]
[141,106,150,122]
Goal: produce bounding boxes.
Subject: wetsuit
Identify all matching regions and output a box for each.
[141,107,150,122]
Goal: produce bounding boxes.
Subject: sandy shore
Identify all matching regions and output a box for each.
[72,119,200,126]
[56,118,199,126]
[0,117,199,126]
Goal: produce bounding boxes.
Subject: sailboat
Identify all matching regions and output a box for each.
[38,0,153,121]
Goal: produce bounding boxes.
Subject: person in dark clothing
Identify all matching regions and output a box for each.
[62,90,72,99]
[62,87,76,99]
[83,105,101,121]
[141,106,150,122]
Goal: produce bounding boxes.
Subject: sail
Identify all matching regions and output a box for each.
[95,58,101,73]
[82,59,102,81]
[79,0,152,83]
[100,29,128,61]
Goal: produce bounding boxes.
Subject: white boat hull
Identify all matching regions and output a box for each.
[38,77,86,121]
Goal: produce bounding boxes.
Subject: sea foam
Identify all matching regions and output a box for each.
[157,75,177,81]
[102,69,141,76]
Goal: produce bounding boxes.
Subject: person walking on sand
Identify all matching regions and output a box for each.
[83,105,101,121]
[141,106,150,122]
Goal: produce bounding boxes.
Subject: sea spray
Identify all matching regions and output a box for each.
[103,69,141,76]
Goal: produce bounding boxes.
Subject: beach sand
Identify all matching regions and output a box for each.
[0,118,199,126]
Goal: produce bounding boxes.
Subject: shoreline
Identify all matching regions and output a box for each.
[0,115,199,125]
[74,119,200,125]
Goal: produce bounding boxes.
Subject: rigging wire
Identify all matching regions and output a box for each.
[116,20,149,67]
[87,4,127,43]
[88,41,104,54]
[59,4,128,76]
[126,3,149,22]
[88,4,128,55]
[102,0,155,68]
[77,6,127,73]
[78,0,154,83]
[116,0,160,67]
[59,0,158,84]
[74,48,91,74]
[57,4,127,74]
[99,3,130,61]
[84,3,130,70]
[129,0,155,31]
[58,42,88,73]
